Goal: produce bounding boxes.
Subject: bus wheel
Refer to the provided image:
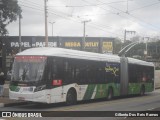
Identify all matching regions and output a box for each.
[140,86,145,96]
[107,88,113,100]
[66,89,77,105]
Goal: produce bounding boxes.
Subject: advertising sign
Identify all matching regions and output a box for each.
[102,41,113,53]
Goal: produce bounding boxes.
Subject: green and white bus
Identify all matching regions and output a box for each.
[9,47,154,105]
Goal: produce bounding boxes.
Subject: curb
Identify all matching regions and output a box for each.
[4,101,28,107]
[0,101,28,108]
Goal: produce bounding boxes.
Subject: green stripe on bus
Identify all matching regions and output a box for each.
[82,83,121,100]
[128,83,154,94]
[82,82,153,100]
[128,83,141,94]
[9,85,19,92]
[83,84,96,100]
[144,83,154,92]
[95,84,107,99]
[110,83,120,96]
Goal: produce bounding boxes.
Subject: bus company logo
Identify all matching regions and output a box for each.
[105,63,119,76]
[2,112,11,117]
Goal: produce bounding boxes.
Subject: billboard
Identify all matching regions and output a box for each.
[102,41,113,53]
[0,36,114,54]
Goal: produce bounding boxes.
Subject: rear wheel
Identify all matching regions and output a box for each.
[66,89,77,105]
[107,88,113,100]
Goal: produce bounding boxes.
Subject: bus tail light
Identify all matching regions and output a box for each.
[52,80,62,86]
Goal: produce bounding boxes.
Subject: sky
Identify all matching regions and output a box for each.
[7,0,160,40]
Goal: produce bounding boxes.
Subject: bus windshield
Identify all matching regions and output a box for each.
[12,56,47,82]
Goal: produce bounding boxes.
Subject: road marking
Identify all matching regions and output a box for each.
[147,108,155,111]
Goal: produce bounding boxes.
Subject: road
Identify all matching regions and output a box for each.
[1,89,160,120]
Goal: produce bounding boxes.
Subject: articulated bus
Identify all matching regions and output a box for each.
[9,47,154,105]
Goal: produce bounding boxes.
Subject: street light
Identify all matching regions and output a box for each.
[82,20,91,50]
[49,22,55,37]
[143,37,150,60]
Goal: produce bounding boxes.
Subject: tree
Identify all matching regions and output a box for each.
[0,0,22,36]
[113,38,122,54]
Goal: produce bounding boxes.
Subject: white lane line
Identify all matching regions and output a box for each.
[147,108,155,111]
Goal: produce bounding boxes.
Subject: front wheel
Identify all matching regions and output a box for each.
[66,90,77,105]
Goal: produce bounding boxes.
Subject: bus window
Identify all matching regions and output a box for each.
[129,64,140,83]
[12,56,47,82]
[96,62,105,84]
[63,59,76,84]
[49,57,64,81]
[142,72,147,82]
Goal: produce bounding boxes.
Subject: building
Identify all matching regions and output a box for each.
[0,36,115,76]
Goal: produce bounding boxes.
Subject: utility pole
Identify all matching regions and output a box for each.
[124,29,136,43]
[82,20,91,50]
[18,4,22,52]
[126,0,129,13]
[49,22,55,37]
[44,0,48,47]
[143,37,150,59]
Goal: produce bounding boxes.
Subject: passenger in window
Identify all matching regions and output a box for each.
[142,72,147,82]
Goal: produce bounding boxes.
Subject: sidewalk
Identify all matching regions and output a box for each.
[0,82,27,108]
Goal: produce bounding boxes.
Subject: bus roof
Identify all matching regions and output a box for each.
[128,57,154,67]
[16,47,120,63]
[16,47,154,67]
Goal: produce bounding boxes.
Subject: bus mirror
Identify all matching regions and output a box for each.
[52,79,62,86]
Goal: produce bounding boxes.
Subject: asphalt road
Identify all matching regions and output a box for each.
[1,89,160,120]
